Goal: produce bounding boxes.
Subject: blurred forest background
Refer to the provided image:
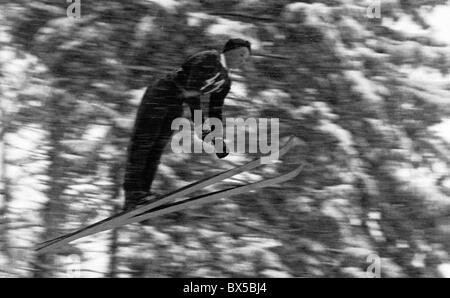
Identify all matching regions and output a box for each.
[1,0,450,277]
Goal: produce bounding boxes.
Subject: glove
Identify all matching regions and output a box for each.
[201,129,211,142]
[212,137,229,159]
[202,131,229,159]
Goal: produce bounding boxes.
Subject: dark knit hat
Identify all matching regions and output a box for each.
[222,38,251,54]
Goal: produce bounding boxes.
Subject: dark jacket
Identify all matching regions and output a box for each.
[174,50,231,123]
[123,50,231,192]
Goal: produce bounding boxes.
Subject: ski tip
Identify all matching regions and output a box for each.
[281,135,302,152]
[277,136,295,156]
[283,135,295,146]
[294,163,305,175]
[285,135,304,149]
[287,164,305,179]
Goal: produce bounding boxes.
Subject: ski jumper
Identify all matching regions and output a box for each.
[123,50,231,200]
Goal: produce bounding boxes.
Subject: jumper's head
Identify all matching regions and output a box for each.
[222,38,251,69]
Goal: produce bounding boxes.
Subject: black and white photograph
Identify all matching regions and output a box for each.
[0,0,450,280]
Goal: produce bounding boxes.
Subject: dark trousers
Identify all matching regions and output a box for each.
[123,75,183,201]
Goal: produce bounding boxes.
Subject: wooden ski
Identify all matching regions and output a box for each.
[36,137,297,253]
[36,164,303,254]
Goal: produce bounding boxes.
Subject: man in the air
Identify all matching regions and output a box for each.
[123,38,251,210]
